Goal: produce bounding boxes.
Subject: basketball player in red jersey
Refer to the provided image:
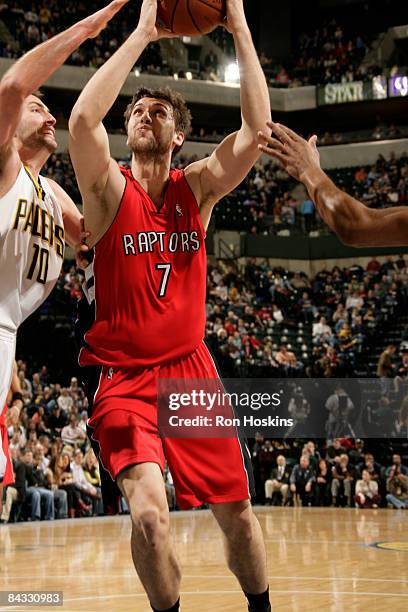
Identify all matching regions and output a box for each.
[0,362,23,517]
[69,1,272,611]
[258,121,408,247]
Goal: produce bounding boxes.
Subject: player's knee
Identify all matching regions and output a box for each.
[131,506,169,549]
[223,509,255,544]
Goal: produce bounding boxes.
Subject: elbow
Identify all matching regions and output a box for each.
[0,75,26,104]
[69,105,96,136]
[337,227,359,247]
[242,119,271,145]
[338,225,370,248]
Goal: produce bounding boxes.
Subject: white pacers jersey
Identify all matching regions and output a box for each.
[0,164,65,334]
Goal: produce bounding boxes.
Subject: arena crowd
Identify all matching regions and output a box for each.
[2,253,408,522]
[1,4,403,88]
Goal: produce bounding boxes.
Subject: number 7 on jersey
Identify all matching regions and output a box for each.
[155,263,172,298]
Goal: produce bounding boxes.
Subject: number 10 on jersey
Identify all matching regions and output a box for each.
[27,244,49,285]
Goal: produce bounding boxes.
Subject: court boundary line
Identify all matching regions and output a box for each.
[1,575,408,584]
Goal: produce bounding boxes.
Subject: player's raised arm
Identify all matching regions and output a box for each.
[0,0,128,164]
[258,121,408,247]
[185,0,271,226]
[69,0,172,245]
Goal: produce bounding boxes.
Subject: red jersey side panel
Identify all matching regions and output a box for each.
[80,167,207,368]
[0,402,7,426]
[1,403,14,485]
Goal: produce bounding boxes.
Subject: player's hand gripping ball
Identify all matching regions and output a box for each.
[157,0,226,36]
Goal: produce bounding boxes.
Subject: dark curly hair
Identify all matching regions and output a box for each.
[124,86,192,155]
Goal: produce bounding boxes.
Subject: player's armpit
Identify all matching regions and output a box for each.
[68,121,125,245]
[47,179,83,248]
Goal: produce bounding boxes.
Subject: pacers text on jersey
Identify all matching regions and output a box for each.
[12,198,65,258]
[122,230,201,256]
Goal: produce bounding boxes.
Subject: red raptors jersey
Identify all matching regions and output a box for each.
[80,167,207,368]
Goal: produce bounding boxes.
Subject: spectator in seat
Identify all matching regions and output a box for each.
[33,450,67,519]
[354,167,367,183]
[376,344,397,394]
[385,454,408,477]
[0,448,26,523]
[331,454,354,507]
[275,345,302,375]
[289,455,315,506]
[57,388,73,413]
[299,292,317,323]
[358,453,382,484]
[354,469,381,508]
[304,441,321,470]
[345,291,363,311]
[71,450,102,516]
[51,451,90,518]
[326,438,346,463]
[315,459,333,506]
[289,272,311,291]
[366,257,381,274]
[24,450,54,521]
[348,439,365,466]
[264,455,291,506]
[61,414,87,447]
[313,316,332,337]
[333,305,348,334]
[386,465,408,509]
[17,369,32,402]
[83,449,104,514]
[48,404,67,436]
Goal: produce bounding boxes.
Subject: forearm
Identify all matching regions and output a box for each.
[71,29,151,127]
[2,23,92,96]
[301,168,364,239]
[233,27,271,135]
[301,167,407,244]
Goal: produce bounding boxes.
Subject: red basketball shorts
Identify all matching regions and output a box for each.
[87,342,254,509]
[0,415,14,486]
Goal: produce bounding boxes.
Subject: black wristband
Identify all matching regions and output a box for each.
[12,392,23,403]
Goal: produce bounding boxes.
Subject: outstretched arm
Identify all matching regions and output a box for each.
[0,0,128,162]
[185,0,271,227]
[258,121,408,247]
[69,0,171,244]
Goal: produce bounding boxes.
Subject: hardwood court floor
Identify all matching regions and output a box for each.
[1,507,407,612]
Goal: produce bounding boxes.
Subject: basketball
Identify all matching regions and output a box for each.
[157,0,226,36]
